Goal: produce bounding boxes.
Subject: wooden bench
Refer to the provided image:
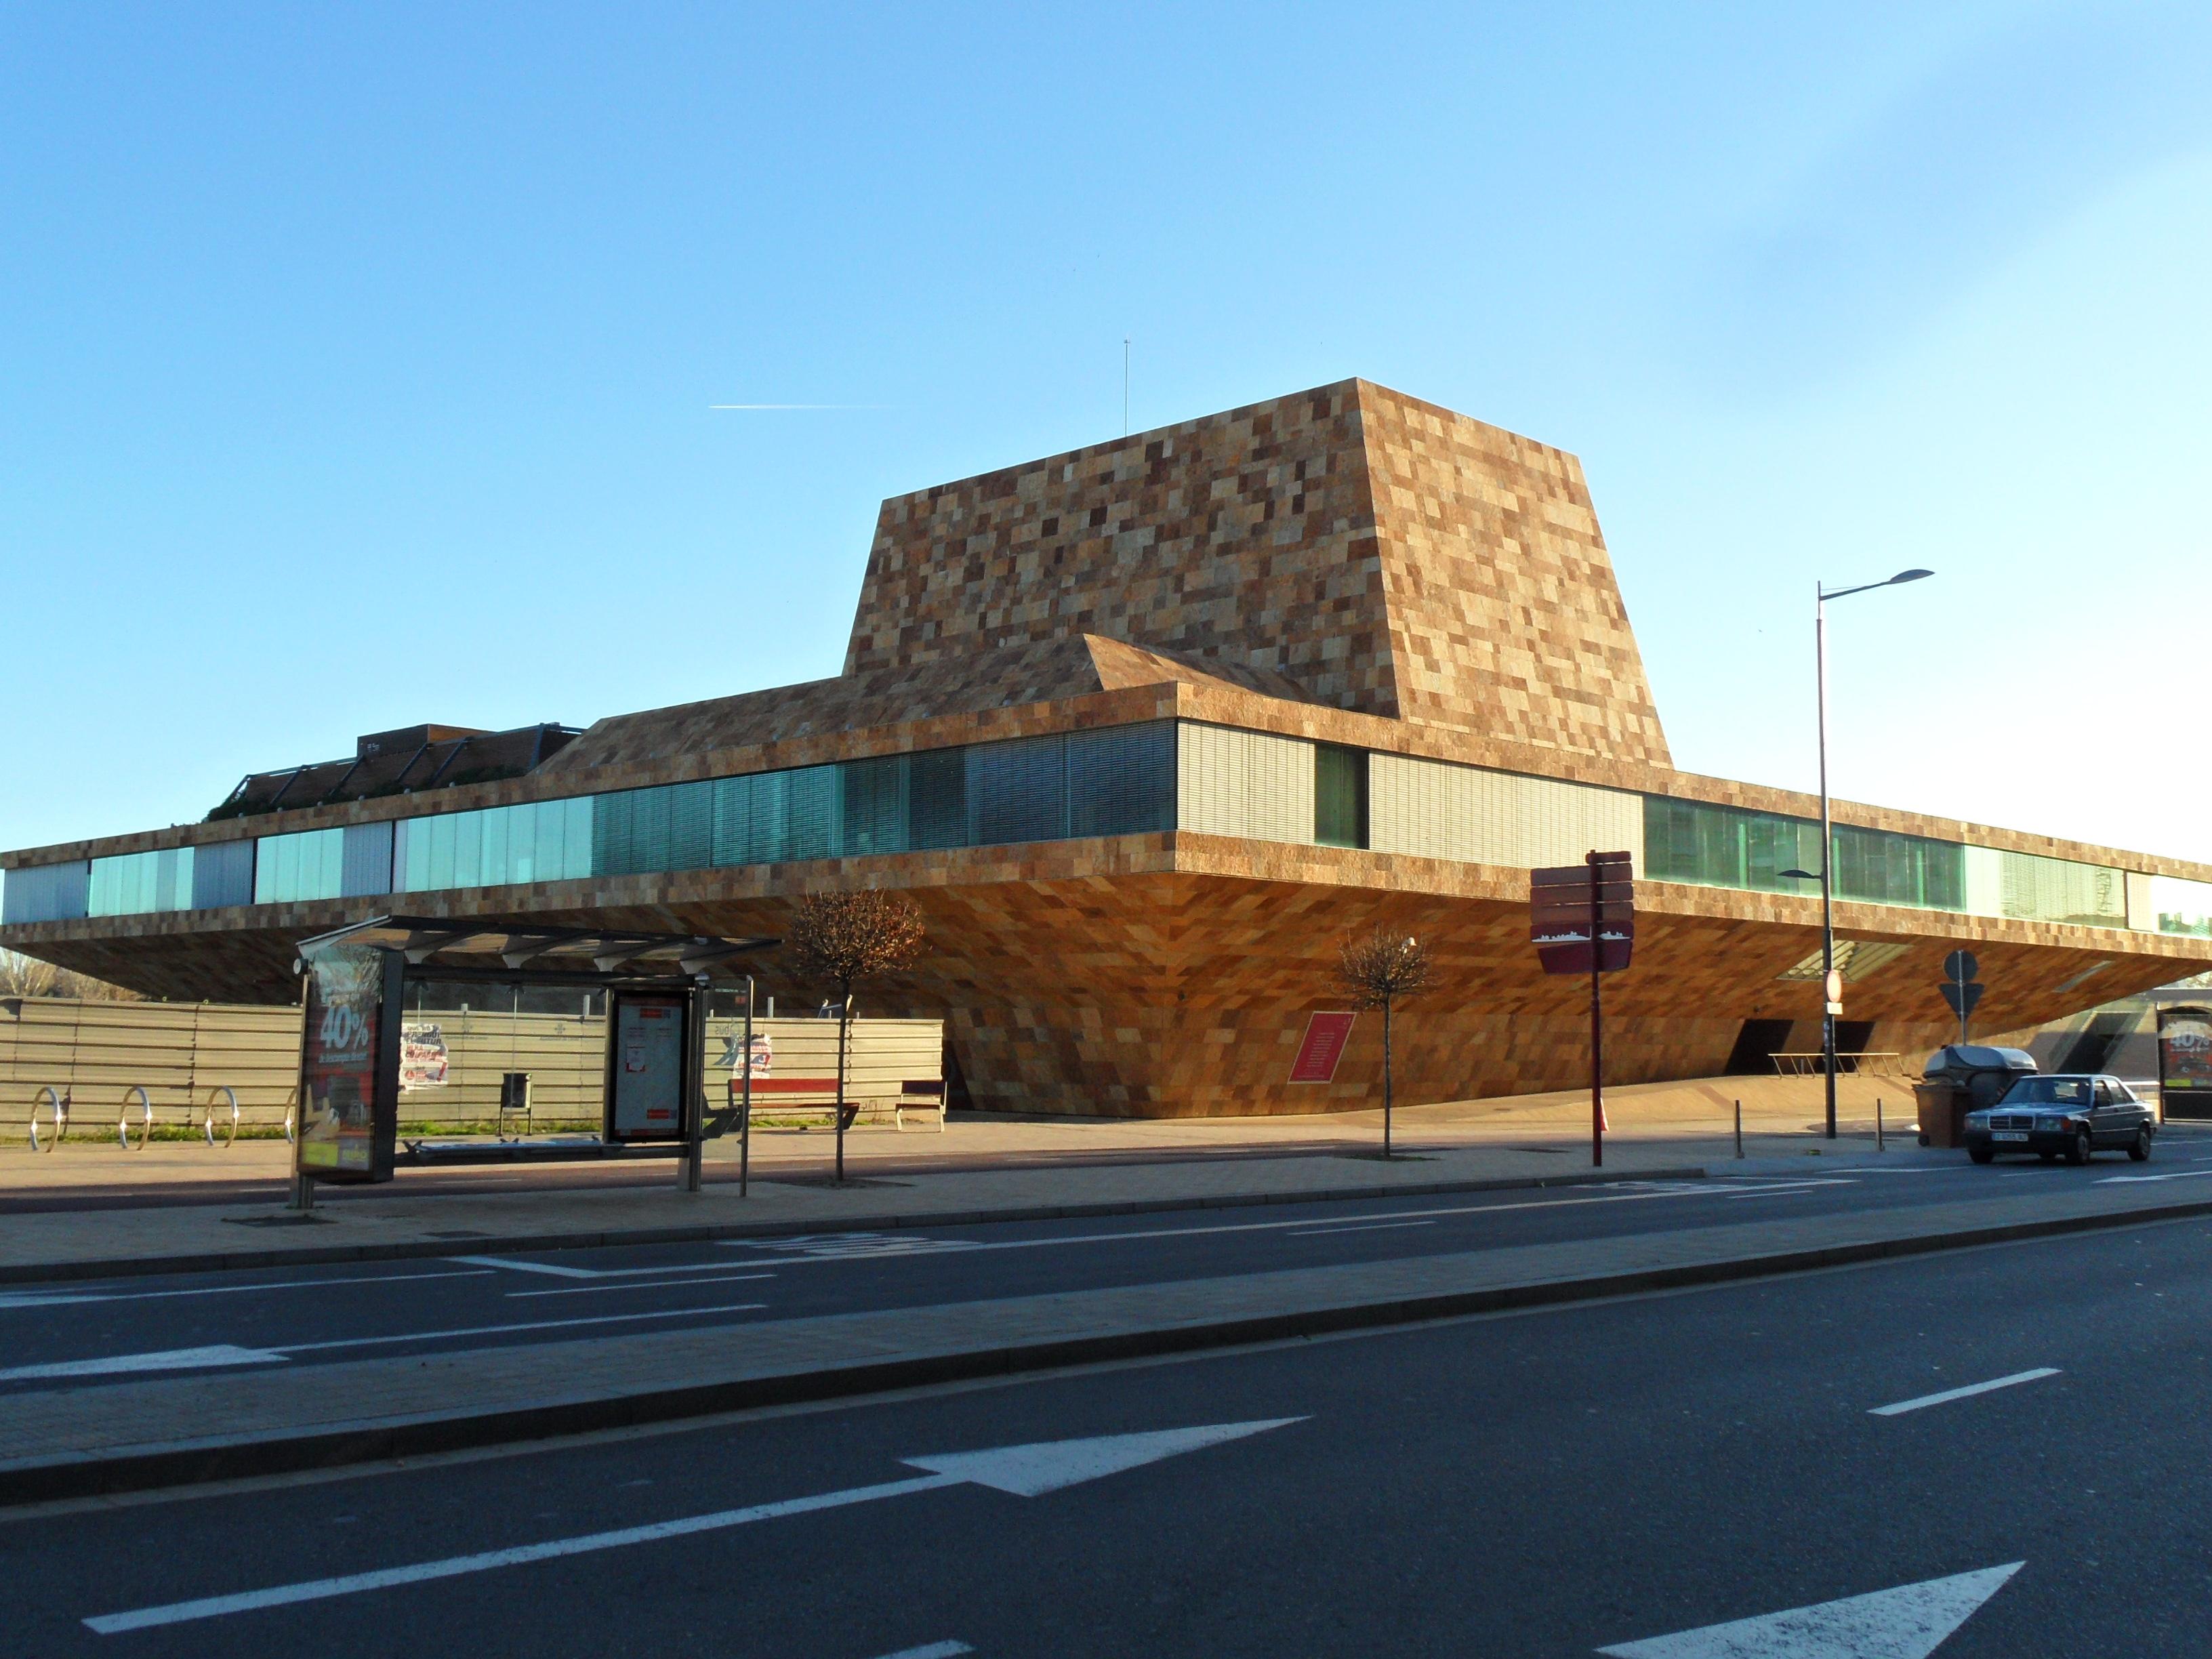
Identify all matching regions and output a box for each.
[724,1077,947,1132]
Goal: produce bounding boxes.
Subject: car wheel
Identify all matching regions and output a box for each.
[2130,1126,2152,1162]
[1969,1145,1994,1164]
[2066,1128,2092,1166]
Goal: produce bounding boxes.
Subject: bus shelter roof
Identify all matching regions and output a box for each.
[296,915,780,982]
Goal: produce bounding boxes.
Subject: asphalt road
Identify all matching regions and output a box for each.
[7,1132,2212,1390]
[4,1210,2208,1656]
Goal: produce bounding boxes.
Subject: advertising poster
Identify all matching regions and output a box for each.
[299,944,388,1175]
[608,994,687,1139]
[2159,1006,2212,1115]
[400,1023,450,1091]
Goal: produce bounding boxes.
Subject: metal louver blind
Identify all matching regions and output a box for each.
[970,733,1067,846]
[192,840,255,910]
[907,747,968,849]
[665,781,714,872]
[340,822,395,898]
[3,860,90,924]
[712,775,756,867]
[783,765,840,861]
[1068,721,1174,836]
[841,756,909,857]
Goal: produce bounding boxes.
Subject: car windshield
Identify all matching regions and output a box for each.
[1996,1077,2093,1106]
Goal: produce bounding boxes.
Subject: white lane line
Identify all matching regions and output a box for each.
[872,1643,972,1659]
[1870,1368,2061,1416]
[717,1180,1833,1265]
[449,1255,766,1281]
[1284,1220,1438,1237]
[276,1303,768,1354]
[0,1345,286,1383]
[1719,1182,1840,1199]
[508,1273,776,1299]
[0,1269,493,1312]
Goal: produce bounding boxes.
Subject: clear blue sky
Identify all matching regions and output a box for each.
[3,2,2207,860]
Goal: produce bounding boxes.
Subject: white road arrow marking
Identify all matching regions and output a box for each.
[0,1344,286,1382]
[5,1304,769,1385]
[84,1418,1304,1635]
[870,1643,972,1659]
[1597,1561,2022,1658]
[450,1254,774,1279]
[903,1418,1301,1495]
[2096,1168,2212,1184]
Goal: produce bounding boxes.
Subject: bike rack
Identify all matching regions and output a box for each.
[203,1085,241,1149]
[117,1084,155,1151]
[29,1086,68,1152]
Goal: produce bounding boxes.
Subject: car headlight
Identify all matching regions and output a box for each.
[1966,1112,1990,1128]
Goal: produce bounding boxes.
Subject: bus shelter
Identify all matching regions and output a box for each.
[290,916,778,1208]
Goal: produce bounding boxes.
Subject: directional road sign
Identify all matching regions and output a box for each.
[1531,852,1635,976]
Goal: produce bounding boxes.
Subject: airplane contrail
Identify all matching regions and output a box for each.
[709,403,887,410]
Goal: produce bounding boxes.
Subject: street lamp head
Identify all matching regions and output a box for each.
[1889,568,1934,585]
[1778,868,1820,882]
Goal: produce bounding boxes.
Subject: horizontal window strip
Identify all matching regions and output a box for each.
[3,720,2192,937]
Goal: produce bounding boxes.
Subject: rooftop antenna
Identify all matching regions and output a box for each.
[1123,337,1130,436]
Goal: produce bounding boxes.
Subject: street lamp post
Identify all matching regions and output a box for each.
[1783,569,1933,1139]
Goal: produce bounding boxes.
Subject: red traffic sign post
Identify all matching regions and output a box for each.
[1532,851,1635,1166]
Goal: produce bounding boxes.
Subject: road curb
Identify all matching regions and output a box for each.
[0,1165,1709,1286]
[6,1185,2211,1507]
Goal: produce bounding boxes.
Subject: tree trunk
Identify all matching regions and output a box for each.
[834,987,851,1183]
[1382,997,1393,1158]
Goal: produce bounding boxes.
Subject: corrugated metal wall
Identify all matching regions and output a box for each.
[0,997,941,1136]
[1370,753,1641,869]
[1176,723,1315,842]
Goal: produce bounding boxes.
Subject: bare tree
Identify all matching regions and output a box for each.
[1337,926,1433,1157]
[785,888,926,1182]
[0,949,139,1001]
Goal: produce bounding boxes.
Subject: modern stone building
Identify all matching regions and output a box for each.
[7,380,2211,1115]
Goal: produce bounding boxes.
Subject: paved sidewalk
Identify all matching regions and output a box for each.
[0,1136,1725,1283]
[5,1175,2208,1506]
[0,1073,1927,1284]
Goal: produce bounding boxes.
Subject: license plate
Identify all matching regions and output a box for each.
[1994,1131,2029,1143]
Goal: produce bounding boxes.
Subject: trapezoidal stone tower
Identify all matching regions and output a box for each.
[845,378,1671,763]
[824,379,1678,1114]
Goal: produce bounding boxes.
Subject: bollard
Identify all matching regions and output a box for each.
[1877,1095,1885,1152]
[1734,1098,1743,1160]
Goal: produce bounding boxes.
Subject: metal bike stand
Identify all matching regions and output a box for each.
[29,1086,68,1152]
[117,1085,153,1151]
[203,1085,240,1149]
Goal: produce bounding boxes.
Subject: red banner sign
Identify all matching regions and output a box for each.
[1289,1012,1358,1083]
